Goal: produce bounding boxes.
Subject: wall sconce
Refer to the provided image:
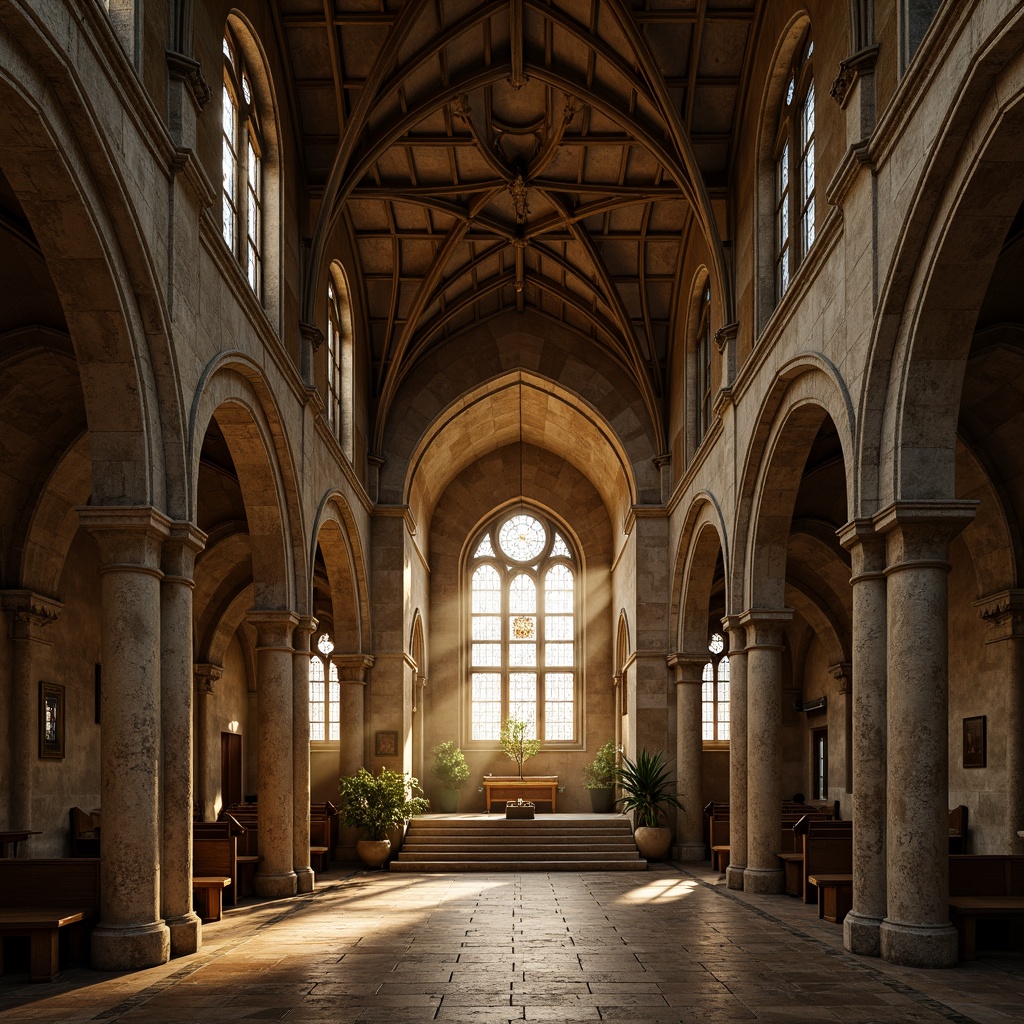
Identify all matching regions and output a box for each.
[228,721,239,732]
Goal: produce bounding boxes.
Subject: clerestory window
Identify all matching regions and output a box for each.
[222,28,263,296]
[309,633,340,743]
[702,632,730,746]
[774,33,815,300]
[695,281,713,445]
[468,512,578,746]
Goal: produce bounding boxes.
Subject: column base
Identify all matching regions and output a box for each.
[726,864,746,890]
[166,911,202,958]
[254,870,298,899]
[673,842,706,862]
[91,921,170,970]
[880,918,958,968]
[743,866,784,895]
[844,910,882,957]
[296,866,315,894]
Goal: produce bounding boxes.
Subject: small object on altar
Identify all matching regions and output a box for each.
[506,800,535,820]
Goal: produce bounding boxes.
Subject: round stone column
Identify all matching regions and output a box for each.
[972,590,1024,852]
[1,591,61,836]
[723,617,748,890]
[293,615,317,894]
[669,653,706,860]
[876,501,975,968]
[740,608,791,895]
[838,521,887,957]
[193,664,222,820]
[160,524,206,957]
[77,506,171,971]
[248,610,299,898]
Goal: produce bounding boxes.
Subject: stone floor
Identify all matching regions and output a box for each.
[1,860,1023,1023]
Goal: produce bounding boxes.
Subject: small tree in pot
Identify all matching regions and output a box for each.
[582,740,619,813]
[613,748,683,860]
[339,767,429,868]
[500,717,540,779]
[431,740,470,813]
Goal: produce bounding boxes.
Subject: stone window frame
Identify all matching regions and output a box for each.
[465,511,582,751]
[325,261,355,460]
[701,631,730,750]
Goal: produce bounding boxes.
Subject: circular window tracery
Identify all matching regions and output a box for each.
[498,514,546,562]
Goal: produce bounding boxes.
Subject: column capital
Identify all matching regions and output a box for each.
[837,518,886,578]
[974,590,1024,641]
[830,662,853,694]
[334,652,375,683]
[293,616,319,653]
[162,521,208,581]
[721,614,748,651]
[2,589,63,635]
[194,663,223,694]
[739,608,793,649]
[76,505,172,572]
[612,672,623,690]
[667,652,707,684]
[872,500,977,571]
[247,609,300,650]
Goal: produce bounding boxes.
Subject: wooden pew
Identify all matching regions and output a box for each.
[709,815,731,873]
[948,854,1024,959]
[948,805,968,855]
[0,859,99,981]
[787,816,852,903]
[68,807,100,858]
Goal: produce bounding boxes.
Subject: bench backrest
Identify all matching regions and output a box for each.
[0,858,100,909]
[709,815,730,849]
[194,837,237,881]
[949,855,1024,897]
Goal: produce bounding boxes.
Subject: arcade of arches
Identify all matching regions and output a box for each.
[1,0,1023,976]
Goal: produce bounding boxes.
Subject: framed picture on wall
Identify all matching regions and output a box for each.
[39,681,65,759]
[963,715,986,769]
[375,731,398,757]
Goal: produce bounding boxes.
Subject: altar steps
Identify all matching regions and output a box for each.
[390,816,647,872]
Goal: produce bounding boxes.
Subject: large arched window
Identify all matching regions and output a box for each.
[325,263,355,459]
[222,27,264,295]
[774,32,815,299]
[309,633,340,743]
[468,512,578,745]
[702,632,730,747]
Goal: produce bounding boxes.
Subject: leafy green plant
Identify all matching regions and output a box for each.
[338,767,429,841]
[431,741,470,790]
[582,740,619,789]
[613,748,683,827]
[500,717,540,779]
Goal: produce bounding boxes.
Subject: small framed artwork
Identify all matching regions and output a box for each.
[39,682,65,759]
[375,730,399,757]
[963,715,986,769]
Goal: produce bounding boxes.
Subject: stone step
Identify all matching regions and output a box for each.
[401,842,636,853]
[395,850,642,862]
[390,859,647,872]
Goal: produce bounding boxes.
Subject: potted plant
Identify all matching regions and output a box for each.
[582,740,619,813]
[431,740,470,813]
[500,717,540,779]
[613,748,683,861]
[338,766,429,868]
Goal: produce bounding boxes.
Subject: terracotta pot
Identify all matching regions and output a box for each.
[356,839,391,869]
[633,825,672,861]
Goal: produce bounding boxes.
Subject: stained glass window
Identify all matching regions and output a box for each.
[702,633,730,743]
[310,636,340,743]
[469,512,577,743]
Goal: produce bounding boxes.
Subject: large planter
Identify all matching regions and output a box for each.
[436,789,460,813]
[633,826,672,861]
[356,839,391,869]
[587,787,615,813]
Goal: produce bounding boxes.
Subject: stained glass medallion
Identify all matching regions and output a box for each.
[498,514,546,562]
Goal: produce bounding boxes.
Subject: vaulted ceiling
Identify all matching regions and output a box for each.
[276,1,759,440]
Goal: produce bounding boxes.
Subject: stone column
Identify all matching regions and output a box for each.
[1,591,62,837]
[740,608,792,894]
[973,590,1024,852]
[77,506,171,970]
[160,524,206,957]
[335,653,373,860]
[723,616,748,890]
[876,501,975,968]
[412,672,427,786]
[613,672,623,760]
[839,520,887,957]
[193,664,222,820]
[668,653,705,860]
[293,615,317,893]
[247,610,300,898]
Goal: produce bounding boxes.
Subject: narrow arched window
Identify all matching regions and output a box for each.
[702,632,730,745]
[468,512,578,745]
[775,33,814,300]
[696,282,712,444]
[310,634,340,743]
[223,28,264,296]
[326,280,342,433]
[326,263,355,459]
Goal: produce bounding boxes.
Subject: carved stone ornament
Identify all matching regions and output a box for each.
[166,51,212,111]
[299,321,325,352]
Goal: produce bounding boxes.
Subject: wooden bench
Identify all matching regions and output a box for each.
[787,816,852,903]
[948,805,968,855]
[68,807,100,858]
[0,858,99,981]
[808,873,853,924]
[192,877,231,922]
[709,815,731,873]
[948,854,1024,959]
[483,777,557,812]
